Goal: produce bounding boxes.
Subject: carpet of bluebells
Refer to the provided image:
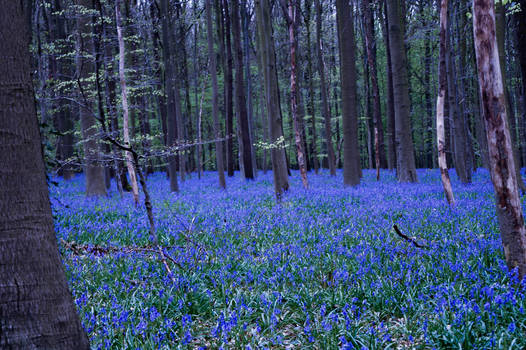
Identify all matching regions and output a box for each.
[50,169,526,349]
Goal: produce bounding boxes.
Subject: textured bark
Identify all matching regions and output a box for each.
[116,0,140,205]
[160,0,179,192]
[0,1,90,346]
[286,0,308,188]
[221,0,235,177]
[517,0,526,167]
[255,0,290,198]
[174,3,187,181]
[446,25,471,184]
[362,0,387,176]
[231,0,254,179]
[385,0,417,182]
[315,0,336,175]
[304,0,319,174]
[473,0,526,279]
[495,1,526,192]
[76,0,107,196]
[437,0,455,205]
[380,2,397,170]
[206,0,226,189]
[336,0,361,186]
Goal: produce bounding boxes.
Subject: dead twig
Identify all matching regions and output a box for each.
[392,224,428,249]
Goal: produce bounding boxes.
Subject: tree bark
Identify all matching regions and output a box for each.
[336,0,361,186]
[76,0,107,196]
[222,0,235,176]
[206,0,226,189]
[362,0,387,176]
[437,0,455,205]
[0,1,90,346]
[285,0,308,188]
[116,0,140,205]
[255,0,290,199]
[380,1,397,170]
[160,0,179,192]
[231,0,254,179]
[473,0,526,279]
[315,0,336,175]
[385,0,418,182]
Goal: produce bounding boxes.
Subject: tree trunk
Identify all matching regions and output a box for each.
[362,0,387,176]
[336,0,361,186]
[380,1,397,171]
[473,0,526,279]
[160,0,179,192]
[255,0,290,199]
[222,0,235,176]
[285,0,308,188]
[0,2,90,346]
[496,0,526,192]
[385,0,417,182]
[446,23,471,184]
[315,0,336,175]
[437,0,455,205]
[76,0,107,196]
[116,0,140,205]
[304,0,319,174]
[206,0,226,189]
[231,0,254,179]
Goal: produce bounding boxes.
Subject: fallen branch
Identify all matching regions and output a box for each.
[392,224,428,249]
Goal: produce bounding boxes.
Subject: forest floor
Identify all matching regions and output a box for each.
[51,169,526,349]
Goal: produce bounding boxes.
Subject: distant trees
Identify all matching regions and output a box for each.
[473,0,526,279]
[27,0,526,196]
[0,1,90,346]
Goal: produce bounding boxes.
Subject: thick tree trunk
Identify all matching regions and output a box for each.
[206,0,226,189]
[0,2,90,346]
[315,0,336,175]
[385,0,418,182]
[255,0,290,199]
[473,0,526,279]
[437,0,455,205]
[160,0,179,192]
[76,0,107,196]
[231,0,254,179]
[380,2,397,171]
[336,0,361,186]
[116,0,140,205]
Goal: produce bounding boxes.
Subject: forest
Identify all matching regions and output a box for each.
[2,0,526,348]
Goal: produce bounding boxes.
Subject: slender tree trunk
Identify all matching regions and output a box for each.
[285,0,308,188]
[437,0,455,205]
[160,0,179,192]
[314,0,336,175]
[231,0,254,179]
[255,0,290,199]
[223,0,235,176]
[76,0,107,196]
[206,0,226,188]
[336,0,361,186]
[380,2,397,170]
[116,0,139,205]
[362,0,386,177]
[473,0,526,279]
[385,0,417,182]
[496,0,526,192]
[0,2,90,346]
[304,0,319,174]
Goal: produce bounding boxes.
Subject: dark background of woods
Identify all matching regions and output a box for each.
[29,0,526,191]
